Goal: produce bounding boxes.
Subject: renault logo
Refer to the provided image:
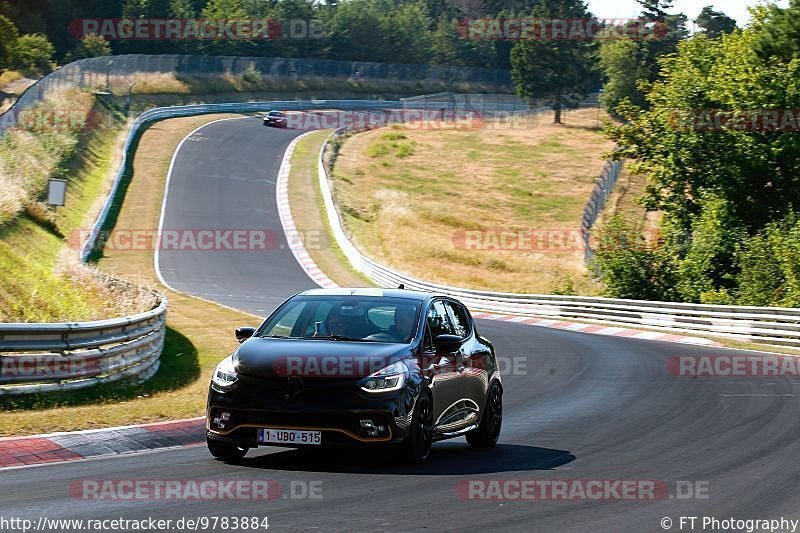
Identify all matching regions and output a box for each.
[283,377,304,401]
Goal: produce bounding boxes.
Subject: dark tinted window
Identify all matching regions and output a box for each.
[258,295,421,343]
[445,301,471,338]
[427,300,454,337]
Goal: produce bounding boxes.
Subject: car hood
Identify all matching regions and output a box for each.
[233,337,411,380]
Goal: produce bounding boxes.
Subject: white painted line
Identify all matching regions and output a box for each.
[154,115,263,321]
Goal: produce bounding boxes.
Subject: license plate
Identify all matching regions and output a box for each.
[258,428,321,446]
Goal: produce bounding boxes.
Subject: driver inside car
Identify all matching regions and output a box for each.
[325,305,361,338]
[388,304,417,342]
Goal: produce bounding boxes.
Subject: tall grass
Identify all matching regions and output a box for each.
[99,72,510,97]
[0,89,94,225]
[0,89,159,322]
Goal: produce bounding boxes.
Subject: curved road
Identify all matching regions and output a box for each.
[4,117,800,532]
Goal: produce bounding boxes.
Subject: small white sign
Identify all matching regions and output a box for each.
[47,179,67,206]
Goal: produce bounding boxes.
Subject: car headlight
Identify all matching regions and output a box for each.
[212,355,238,389]
[361,360,408,393]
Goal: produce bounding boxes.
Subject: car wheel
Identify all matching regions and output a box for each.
[400,392,433,464]
[207,437,248,462]
[466,382,502,448]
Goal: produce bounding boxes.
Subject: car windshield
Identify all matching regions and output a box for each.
[257,295,421,343]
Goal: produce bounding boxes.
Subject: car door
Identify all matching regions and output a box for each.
[444,300,489,425]
[421,300,465,433]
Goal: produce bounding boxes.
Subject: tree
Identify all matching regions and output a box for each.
[597,1,688,114]
[0,14,19,70]
[326,0,390,62]
[431,16,495,67]
[695,6,736,38]
[601,27,800,303]
[64,33,111,63]
[384,1,433,65]
[752,0,800,61]
[10,33,54,72]
[597,37,647,112]
[510,0,600,123]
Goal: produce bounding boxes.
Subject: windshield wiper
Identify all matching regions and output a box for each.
[310,335,374,342]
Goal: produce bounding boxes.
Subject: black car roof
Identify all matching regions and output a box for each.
[299,287,442,302]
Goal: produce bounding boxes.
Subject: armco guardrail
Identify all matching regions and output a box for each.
[3,97,539,396]
[317,131,800,348]
[0,296,166,395]
[80,98,542,260]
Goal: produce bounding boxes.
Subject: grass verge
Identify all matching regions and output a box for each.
[0,114,255,436]
[0,93,157,322]
[331,108,610,295]
[287,130,373,288]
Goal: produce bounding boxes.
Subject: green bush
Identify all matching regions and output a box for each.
[10,34,54,72]
[591,216,680,301]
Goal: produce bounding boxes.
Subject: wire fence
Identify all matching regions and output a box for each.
[581,159,624,264]
[1,54,513,132]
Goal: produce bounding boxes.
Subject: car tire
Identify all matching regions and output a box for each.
[400,392,433,464]
[207,437,248,462]
[466,382,502,448]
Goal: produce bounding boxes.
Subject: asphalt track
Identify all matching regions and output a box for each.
[3,116,800,532]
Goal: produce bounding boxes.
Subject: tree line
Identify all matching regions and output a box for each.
[592,0,800,307]
[0,0,554,73]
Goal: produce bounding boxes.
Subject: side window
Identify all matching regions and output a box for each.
[427,300,455,338]
[445,301,471,338]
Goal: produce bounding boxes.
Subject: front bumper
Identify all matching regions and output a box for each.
[206,374,417,449]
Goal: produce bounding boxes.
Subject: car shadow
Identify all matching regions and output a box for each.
[239,442,575,475]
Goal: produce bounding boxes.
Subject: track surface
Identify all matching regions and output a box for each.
[4,117,800,532]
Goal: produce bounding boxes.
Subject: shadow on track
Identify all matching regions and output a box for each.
[236,443,575,475]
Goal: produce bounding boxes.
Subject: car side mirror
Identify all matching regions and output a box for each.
[235,327,256,343]
[434,334,462,353]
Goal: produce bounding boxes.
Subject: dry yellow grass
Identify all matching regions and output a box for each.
[287,130,374,288]
[597,165,662,239]
[0,89,95,225]
[0,114,254,436]
[331,108,611,295]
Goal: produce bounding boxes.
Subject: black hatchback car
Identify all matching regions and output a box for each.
[206,288,502,463]
[263,110,288,128]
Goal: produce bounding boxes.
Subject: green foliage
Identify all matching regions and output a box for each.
[695,5,737,38]
[598,38,648,112]
[10,33,55,72]
[510,0,600,123]
[597,9,800,306]
[0,14,19,69]
[737,216,800,308]
[431,17,495,68]
[64,33,112,63]
[591,216,679,301]
[597,2,688,114]
[752,0,800,61]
